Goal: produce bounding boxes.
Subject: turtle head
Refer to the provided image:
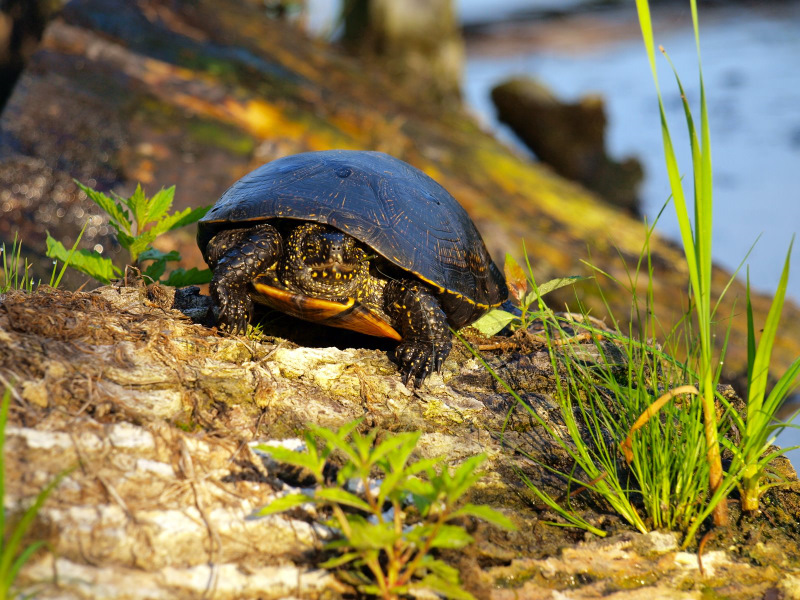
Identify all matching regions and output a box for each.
[283,223,368,298]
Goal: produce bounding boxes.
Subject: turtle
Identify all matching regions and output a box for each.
[197,150,507,387]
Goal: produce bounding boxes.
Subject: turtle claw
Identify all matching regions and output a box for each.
[213,284,252,335]
[394,340,451,388]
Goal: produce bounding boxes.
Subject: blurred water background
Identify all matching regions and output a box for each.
[308,0,800,461]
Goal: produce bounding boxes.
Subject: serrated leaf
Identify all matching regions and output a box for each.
[450,503,516,530]
[143,259,167,282]
[74,180,131,235]
[444,454,486,503]
[127,230,159,263]
[145,186,176,223]
[535,276,589,298]
[45,234,120,284]
[315,487,372,512]
[254,444,325,475]
[373,432,419,468]
[308,423,360,464]
[115,231,135,252]
[252,493,313,517]
[162,267,212,287]
[470,309,518,337]
[150,205,212,237]
[404,456,444,477]
[140,249,182,283]
[503,253,528,303]
[126,183,150,232]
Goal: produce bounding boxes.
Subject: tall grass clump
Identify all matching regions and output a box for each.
[635,0,728,525]
[636,0,798,534]
[1,234,38,293]
[1,231,81,293]
[465,227,737,541]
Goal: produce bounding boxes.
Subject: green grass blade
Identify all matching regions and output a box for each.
[49,221,90,288]
[746,270,756,386]
[747,238,793,422]
[0,387,10,549]
[0,470,67,580]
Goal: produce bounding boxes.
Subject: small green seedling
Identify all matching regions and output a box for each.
[45,181,212,286]
[471,252,587,337]
[254,420,515,600]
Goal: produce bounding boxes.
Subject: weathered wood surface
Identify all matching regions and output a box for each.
[2,283,799,599]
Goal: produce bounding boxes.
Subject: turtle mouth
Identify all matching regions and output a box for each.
[307,259,358,277]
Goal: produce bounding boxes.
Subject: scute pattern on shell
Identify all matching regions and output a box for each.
[198,150,507,328]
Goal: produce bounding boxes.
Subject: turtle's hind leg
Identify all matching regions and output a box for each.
[205,224,282,334]
[384,280,452,388]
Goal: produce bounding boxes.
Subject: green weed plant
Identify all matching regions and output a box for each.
[46,181,211,286]
[471,251,586,337]
[254,420,515,600]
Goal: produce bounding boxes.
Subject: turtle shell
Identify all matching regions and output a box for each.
[198,150,507,329]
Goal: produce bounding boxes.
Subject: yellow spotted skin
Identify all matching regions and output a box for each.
[198,150,508,387]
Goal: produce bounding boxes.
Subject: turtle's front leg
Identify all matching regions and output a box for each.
[384,280,452,388]
[205,224,282,334]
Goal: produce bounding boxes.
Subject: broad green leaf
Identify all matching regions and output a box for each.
[414,575,475,600]
[408,524,473,549]
[418,554,461,581]
[319,552,360,569]
[253,493,313,517]
[470,310,517,337]
[450,503,516,530]
[534,276,589,298]
[140,249,182,282]
[145,186,176,223]
[358,584,384,596]
[74,180,131,235]
[343,516,399,549]
[315,487,372,512]
[503,253,527,304]
[162,267,213,287]
[139,248,181,263]
[45,234,120,284]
